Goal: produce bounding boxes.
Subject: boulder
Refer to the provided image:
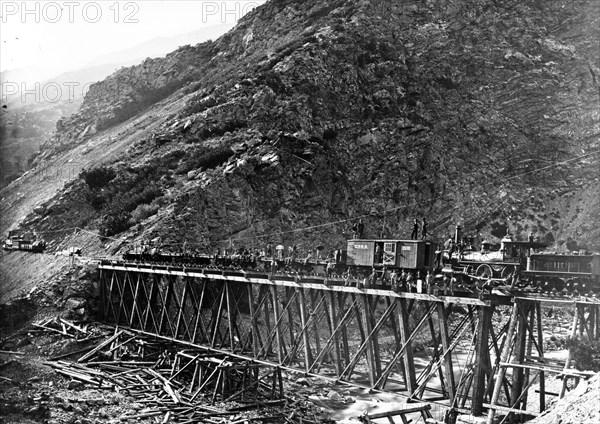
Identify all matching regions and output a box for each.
[65,298,85,310]
[327,390,344,401]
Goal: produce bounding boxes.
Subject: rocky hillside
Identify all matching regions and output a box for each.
[1,0,598,257]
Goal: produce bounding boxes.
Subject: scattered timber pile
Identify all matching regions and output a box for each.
[36,324,331,423]
[32,317,103,343]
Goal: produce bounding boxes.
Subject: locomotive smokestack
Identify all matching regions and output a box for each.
[455,224,462,245]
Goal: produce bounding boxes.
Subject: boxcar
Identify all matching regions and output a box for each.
[346,239,437,270]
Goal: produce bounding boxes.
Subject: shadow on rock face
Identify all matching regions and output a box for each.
[0,297,37,336]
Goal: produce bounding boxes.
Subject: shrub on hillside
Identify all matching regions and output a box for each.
[565,337,600,372]
[121,185,162,213]
[100,213,132,237]
[131,203,160,222]
[176,146,234,174]
[80,166,116,189]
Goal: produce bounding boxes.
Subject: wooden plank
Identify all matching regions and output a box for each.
[225,281,236,352]
[536,302,545,413]
[210,282,227,348]
[522,304,537,410]
[499,362,595,376]
[559,308,579,398]
[78,331,123,363]
[328,291,343,375]
[369,296,383,377]
[361,294,376,386]
[310,291,323,366]
[364,403,431,419]
[483,403,539,417]
[297,288,313,371]
[285,288,297,363]
[339,292,351,367]
[247,284,260,358]
[486,302,519,424]
[398,298,417,393]
[471,305,493,415]
[510,302,529,411]
[437,302,456,403]
[270,285,284,363]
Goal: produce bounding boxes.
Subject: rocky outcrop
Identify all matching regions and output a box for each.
[7,0,600,253]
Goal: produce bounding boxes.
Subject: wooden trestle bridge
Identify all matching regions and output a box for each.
[98,261,600,423]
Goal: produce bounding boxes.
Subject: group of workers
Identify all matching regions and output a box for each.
[352,218,429,240]
[355,268,458,295]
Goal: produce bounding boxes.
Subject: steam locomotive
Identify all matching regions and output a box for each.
[441,225,600,295]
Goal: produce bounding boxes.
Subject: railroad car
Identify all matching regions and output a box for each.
[118,225,598,295]
[2,230,46,253]
[346,239,437,271]
[523,253,600,294]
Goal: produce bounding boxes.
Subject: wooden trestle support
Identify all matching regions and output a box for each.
[98,263,600,423]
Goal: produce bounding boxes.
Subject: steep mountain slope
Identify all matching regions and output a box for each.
[1,0,598,257]
[0,25,234,189]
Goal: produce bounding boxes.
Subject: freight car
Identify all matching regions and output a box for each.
[346,238,437,271]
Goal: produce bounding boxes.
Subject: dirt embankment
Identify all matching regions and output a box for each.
[528,373,600,424]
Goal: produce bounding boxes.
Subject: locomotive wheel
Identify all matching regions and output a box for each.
[500,266,514,279]
[476,264,493,279]
[576,278,588,294]
[565,279,575,293]
[552,278,565,293]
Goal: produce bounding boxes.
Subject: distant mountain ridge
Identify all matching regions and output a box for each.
[0,24,235,187]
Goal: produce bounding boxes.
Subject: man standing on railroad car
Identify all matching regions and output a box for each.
[358,219,365,239]
[411,218,419,240]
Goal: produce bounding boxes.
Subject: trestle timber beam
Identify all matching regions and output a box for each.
[486,300,600,424]
[98,263,600,422]
[471,305,493,415]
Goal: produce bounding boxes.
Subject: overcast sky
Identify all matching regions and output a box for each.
[0,1,265,77]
